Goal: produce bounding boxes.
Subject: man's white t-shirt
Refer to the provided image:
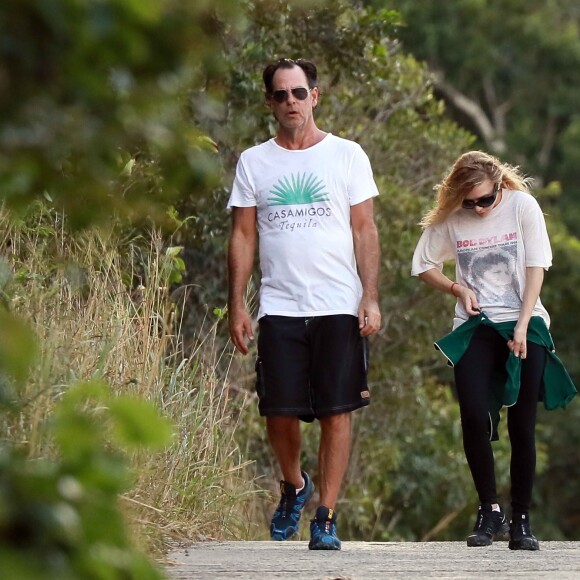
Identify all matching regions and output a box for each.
[411,190,552,329]
[228,133,379,319]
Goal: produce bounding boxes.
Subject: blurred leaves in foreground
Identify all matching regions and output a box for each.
[0,0,245,228]
[0,0,254,577]
[0,381,171,580]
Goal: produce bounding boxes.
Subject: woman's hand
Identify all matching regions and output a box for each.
[417,270,481,316]
[507,323,528,359]
[454,284,481,316]
[507,267,543,360]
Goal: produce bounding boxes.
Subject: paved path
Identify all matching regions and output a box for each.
[164,540,580,579]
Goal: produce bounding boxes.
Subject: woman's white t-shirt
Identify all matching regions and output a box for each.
[228,133,379,319]
[411,190,552,329]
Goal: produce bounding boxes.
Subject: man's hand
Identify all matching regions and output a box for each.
[228,305,254,355]
[358,296,381,337]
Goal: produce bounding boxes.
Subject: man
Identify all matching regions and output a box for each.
[227,58,381,551]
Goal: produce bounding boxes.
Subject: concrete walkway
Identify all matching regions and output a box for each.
[164,540,580,579]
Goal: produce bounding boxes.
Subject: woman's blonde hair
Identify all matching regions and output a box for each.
[420,150,533,228]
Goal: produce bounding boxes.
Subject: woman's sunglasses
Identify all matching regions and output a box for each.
[270,87,311,103]
[462,183,499,209]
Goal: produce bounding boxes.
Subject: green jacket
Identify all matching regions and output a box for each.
[435,312,577,441]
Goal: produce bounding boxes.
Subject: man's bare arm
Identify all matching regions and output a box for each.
[351,198,381,336]
[227,206,257,354]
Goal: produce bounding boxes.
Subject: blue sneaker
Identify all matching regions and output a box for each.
[270,471,314,541]
[308,505,341,550]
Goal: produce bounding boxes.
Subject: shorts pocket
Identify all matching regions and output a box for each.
[363,336,369,374]
[254,356,265,399]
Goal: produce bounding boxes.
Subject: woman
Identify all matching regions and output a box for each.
[412,151,576,550]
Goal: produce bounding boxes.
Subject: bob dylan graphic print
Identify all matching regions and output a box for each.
[456,232,522,310]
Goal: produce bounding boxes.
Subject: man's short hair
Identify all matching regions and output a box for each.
[262,58,318,94]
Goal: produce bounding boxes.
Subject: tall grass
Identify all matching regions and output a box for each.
[0,205,259,551]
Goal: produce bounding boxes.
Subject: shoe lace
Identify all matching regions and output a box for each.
[313,517,334,537]
[275,487,297,520]
[514,521,530,536]
[279,496,288,518]
[474,509,500,535]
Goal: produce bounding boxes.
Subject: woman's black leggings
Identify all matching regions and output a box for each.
[454,324,546,513]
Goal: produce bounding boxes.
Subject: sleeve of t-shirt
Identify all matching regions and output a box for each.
[227,153,257,209]
[520,196,552,269]
[411,223,455,276]
[347,144,380,205]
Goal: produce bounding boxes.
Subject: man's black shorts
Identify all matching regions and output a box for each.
[255,314,370,421]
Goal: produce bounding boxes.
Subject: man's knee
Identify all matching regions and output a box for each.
[267,415,299,430]
[319,412,351,431]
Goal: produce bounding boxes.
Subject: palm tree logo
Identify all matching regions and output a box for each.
[268,172,329,206]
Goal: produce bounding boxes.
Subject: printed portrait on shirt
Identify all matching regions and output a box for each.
[458,246,522,309]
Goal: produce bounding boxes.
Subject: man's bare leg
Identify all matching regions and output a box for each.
[267,415,314,541]
[267,415,303,488]
[318,412,351,509]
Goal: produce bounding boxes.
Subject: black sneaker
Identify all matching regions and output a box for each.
[308,505,341,551]
[270,471,314,541]
[466,504,509,547]
[509,512,540,551]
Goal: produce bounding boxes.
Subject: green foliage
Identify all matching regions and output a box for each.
[55,382,173,455]
[0,205,258,558]
[0,0,256,569]
[0,0,244,228]
[535,405,580,539]
[387,0,580,234]
[532,200,580,537]
[163,247,186,285]
[540,196,580,379]
[0,381,170,579]
[0,310,37,397]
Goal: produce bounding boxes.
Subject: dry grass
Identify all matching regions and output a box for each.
[0,205,260,551]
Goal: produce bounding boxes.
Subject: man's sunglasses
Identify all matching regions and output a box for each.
[462,183,499,209]
[270,87,311,103]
